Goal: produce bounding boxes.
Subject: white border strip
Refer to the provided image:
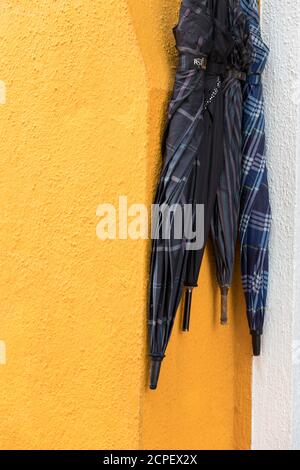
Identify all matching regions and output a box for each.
[251,0,300,450]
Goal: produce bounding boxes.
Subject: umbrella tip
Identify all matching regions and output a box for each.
[182,287,193,332]
[251,332,262,357]
[220,286,229,325]
[150,358,163,390]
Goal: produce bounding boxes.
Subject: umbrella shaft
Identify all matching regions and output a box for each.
[221,286,229,325]
[183,288,194,332]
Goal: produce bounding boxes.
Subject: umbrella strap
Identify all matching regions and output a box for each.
[227,69,246,82]
[206,62,227,75]
[150,354,165,362]
[177,53,208,72]
[193,56,208,70]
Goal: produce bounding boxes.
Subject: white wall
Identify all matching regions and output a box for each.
[252,0,300,450]
[293,8,300,448]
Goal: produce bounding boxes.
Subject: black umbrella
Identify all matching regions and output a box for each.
[211,0,252,325]
[183,0,246,331]
[149,0,233,389]
[182,71,225,331]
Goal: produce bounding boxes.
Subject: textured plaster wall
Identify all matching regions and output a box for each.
[0,0,251,450]
[252,0,300,450]
[295,29,300,449]
[0,0,148,450]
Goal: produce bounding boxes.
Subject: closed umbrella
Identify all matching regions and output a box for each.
[149,0,233,389]
[182,67,226,331]
[240,0,271,355]
[182,0,252,330]
[211,0,252,325]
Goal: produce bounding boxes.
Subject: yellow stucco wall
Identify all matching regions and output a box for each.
[0,0,251,450]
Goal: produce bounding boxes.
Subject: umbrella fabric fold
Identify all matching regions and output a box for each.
[211,0,252,325]
[240,0,271,355]
[148,0,232,389]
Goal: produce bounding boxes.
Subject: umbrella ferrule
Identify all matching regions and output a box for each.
[182,287,194,332]
[251,332,262,357]
[220,286,229,325]
[150,357,164,390]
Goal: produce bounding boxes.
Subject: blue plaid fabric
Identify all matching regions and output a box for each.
[240,0,271,334]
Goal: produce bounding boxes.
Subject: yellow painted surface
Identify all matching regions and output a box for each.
[0,0,251,450]
[0,0,147,450]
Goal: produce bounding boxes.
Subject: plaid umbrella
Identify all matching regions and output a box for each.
[211,0,252,325]
[149,0,233,389]
[240,0,271,355]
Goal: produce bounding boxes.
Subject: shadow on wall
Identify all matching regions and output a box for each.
[127,0,252,450]
[127,0,180,196]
